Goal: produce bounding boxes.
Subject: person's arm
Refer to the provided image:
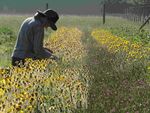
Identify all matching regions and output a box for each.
[33,27,52,59]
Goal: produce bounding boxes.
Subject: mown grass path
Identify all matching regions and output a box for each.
[82,29,150,113]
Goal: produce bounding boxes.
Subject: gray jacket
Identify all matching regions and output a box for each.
[11,15,52,59]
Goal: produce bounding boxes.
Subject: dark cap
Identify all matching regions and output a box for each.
[37,9,59,30]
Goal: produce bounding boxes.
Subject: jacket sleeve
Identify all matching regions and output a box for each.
[33,27,52,59]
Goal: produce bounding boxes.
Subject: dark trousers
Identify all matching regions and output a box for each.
[12,57,25,67]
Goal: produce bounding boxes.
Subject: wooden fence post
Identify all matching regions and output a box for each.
[103,3,106,24]
[46,3,49,10]
[139,16,150,30]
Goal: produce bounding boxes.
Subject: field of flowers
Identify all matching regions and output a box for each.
[0,27,88,113]
[0,15,150,113]
[88,29,150,112]
[91,29,150,66]
[91,29,150,80]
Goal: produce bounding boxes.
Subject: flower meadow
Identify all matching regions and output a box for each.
[0,27,89,113]
[91,29,150,60]
[89,28,150,112]
[91,29,150,75]
[0,24,150,113]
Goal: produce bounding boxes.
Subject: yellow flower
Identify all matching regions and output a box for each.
[0,78,6,85]
[0,88,5,97]
[19,110,24,113]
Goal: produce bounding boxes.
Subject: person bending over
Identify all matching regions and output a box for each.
[11,9,59,66]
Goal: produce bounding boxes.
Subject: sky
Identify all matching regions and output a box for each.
[0,0,101,14]
[0,0,100,8]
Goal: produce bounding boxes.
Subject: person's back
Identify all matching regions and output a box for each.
[12,17,42,59]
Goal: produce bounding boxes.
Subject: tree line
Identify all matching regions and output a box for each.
[100,0,147,5]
